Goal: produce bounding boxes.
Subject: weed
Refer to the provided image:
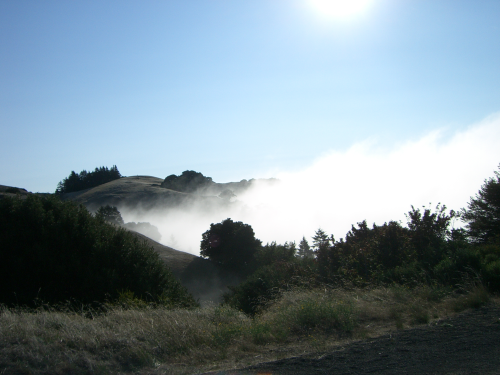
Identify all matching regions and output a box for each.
[410,304,430,324]
[249,322,273,345]
[450,286,490,312]
[0,286,495,374]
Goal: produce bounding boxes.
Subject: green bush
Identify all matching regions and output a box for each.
[0,195,197,308]
[222,261,317,315]
[478,242,500,292]
[281,298,355,333]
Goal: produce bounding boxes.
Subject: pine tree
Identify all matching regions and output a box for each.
[461,164,500,244]
[297,236,314,259]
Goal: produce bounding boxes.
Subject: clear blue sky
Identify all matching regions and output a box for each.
[1,0,499,193]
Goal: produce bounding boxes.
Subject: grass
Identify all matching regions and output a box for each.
[0,285,496,375]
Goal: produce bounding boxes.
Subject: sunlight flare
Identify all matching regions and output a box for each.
[309,0,373,19]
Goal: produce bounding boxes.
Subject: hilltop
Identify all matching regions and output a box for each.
[59,174,276,212]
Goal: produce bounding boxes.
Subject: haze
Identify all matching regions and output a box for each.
[1,1,499,255]
[119,115,500,254]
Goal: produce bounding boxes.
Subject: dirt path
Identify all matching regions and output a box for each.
[206,305,500,375]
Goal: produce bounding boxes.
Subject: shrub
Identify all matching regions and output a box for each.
[0,195,196,308]
[223,261,317,315]
[281,298,355,333]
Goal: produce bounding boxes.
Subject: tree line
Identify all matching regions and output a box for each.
[200,165,500,314]
[55,165,122,194]
[0,194,195,309]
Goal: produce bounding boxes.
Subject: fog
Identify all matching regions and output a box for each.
[122,114,500,256]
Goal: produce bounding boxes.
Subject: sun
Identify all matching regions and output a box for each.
[309,0,373,19]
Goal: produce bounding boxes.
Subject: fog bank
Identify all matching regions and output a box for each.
[122,114,500,255]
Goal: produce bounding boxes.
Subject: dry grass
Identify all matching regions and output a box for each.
[0,285,495,375]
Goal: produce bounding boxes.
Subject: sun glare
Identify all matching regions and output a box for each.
[309,0,373,19]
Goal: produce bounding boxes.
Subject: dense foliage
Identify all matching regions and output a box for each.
[96,204,124,226]
[200,218,262,276]
[0,195,196,308]
[222,166,500,314]
[223,261,317,315]
[161,170,214,193]
[55,165,121,194]
[461,164,500,244]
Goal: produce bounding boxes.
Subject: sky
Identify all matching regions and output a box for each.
[1,1,500,251]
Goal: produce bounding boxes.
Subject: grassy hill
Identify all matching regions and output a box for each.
[60,176,190,211]
[1,180,238,304]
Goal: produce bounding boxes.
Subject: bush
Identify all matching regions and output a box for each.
[254,241,296,268]
[279,298,355,334]
[477,241,500,292]
[223,261,317,315]
[0,195,196,308]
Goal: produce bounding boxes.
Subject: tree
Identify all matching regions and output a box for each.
[297,236,314,259]
[96,205,124,226]
[55,165,122,194]
[461,165,500,244]
[255,241,296,267]
[161,170,214,193]
[406,204,456,267]
[312,228,331,252]
[200,218,262,275]
[0,195,196,308]
[218,189,236,201]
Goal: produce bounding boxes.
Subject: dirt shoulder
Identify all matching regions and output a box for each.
[206,304,500,375]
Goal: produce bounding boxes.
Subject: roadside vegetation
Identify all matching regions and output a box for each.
[0,165,499,374]
[0,283,494,374]
[0,195,196,309]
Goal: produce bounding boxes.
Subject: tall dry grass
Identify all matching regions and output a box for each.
[0,285,493,375]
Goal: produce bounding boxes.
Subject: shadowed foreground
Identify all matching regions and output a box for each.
[209,304,500,375]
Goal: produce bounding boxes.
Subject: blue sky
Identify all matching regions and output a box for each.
[1,0,500,195]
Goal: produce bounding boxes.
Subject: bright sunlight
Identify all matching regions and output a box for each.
[309,0,373,19]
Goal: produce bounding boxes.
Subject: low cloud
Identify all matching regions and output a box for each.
[122,113,500,255]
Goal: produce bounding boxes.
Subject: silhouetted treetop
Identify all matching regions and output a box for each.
[461,164,500,244]
[200,218,262,276]
[96,205,124,226]
[55,165,121,194]
[161,170,214,193]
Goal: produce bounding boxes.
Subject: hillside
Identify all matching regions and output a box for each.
[60,176,190,211]
[129,231,239,303]
[1,181,241,303]
[60,174,277,212]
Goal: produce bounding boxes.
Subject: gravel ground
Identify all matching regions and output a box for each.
[204,305,500,375]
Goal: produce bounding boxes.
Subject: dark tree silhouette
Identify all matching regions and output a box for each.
[200,218,262,275]
[406,204,456,267]
[161,170,214,193]
[56,165,121,194]
[461,164,500,244]
[96,205,124,226]
[297,236,314,259]
[312,228,331,252]
[0,195,196,308]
